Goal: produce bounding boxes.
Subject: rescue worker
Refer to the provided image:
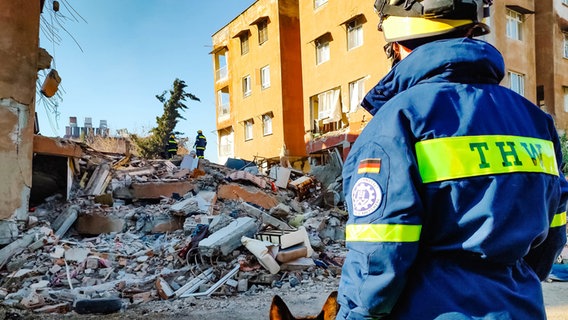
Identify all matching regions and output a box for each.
[337,1,568,319]
[193,130,207,159]
[166,133,178,159]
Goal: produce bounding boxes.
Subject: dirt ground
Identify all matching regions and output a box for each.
[2,278,567,320]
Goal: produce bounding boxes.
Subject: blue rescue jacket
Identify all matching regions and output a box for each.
[194,134,207,150]
[337,38,568,320]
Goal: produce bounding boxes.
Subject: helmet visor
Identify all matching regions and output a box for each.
[381,16,488,42]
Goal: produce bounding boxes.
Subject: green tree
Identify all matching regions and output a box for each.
[132,79,200,158]
[560,132,568,174]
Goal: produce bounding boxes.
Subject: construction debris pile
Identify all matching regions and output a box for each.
[0,147,348,315]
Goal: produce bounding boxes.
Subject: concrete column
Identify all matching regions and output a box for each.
[0,2,41,220]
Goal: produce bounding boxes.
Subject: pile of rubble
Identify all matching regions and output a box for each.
[0,148,348,315]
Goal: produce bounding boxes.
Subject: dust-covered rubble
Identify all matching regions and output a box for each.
[0,147,348,316]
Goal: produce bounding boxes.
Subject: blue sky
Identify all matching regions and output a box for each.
[37,0,257,163]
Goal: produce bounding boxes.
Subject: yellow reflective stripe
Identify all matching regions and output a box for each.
[416,135,558,183]
[346,224,421,243]
[551,211,567,228]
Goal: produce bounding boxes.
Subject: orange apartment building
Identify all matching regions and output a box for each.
[212,0,568,166]
[535,0,568,130]
[211,0,305,166]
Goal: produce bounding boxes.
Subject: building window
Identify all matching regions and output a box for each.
[508,71,525,96]
[317,89,341,122]
[242,75,251,97]
[215,50,228,81]
[262,113,273,136]
[260,65,270,89]
[564,87,568,112]
[244,119,254,141]
[349,78,366,113]
[314,0,328,9]
[347,19,364,50]
[564,34,568,59]
[316,38,330,65]
[240,33,249,55]
[506,9,523,41]
[219,127,234,157]
[258,20,268,45]
[217,87,230,118]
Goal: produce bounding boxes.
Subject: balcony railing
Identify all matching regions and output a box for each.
[216,66,228,82]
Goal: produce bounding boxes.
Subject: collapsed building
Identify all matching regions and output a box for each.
[0,138,348,315]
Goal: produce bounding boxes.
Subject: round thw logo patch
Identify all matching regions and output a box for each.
[351,177,382,217]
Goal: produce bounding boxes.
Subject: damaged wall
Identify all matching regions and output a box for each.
[0,2,41,220]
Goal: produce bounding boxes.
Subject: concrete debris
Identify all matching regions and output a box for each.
[0,146,350,315]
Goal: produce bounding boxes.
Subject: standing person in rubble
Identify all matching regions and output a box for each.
[193,130,207,159]
[337,0,568,319]
[166,133,178,159]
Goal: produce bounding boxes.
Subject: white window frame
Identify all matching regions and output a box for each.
[564,33,568,59]
[242,75,251,97]
[215,51,228,81]
[347,19,364,50]
[244,119,254,141]
[506,9,523,41]
[317,89,340,120]
[349,78,366,113]
[314,0,328,9]
[219,128,234,157]
[316,40,330,65]
[258,20,268,45]
[260,65,270,89]
[564,87,568,112]
[508,71,525,96]
[217,88,230,117]
[262,113,273,136]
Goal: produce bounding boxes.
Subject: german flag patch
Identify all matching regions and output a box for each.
[358,158,381,174]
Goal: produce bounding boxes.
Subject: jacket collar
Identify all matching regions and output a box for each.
[361,38,505,116]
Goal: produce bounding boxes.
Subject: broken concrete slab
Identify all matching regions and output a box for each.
[279,257,316,271]
[198,217,258,257]
[217,184,278,210]
[0,220,18,245]
[170,191,216,216]
[53,205,79,238]
[115,165,156,178]
[269,203,292,219]
[74,213,125,235]
[64,247,90,262]
[156,277,175,300]
[130,181,194,199]
[240,202,293,231]
[0,231,37,269]
[149,215,184,234]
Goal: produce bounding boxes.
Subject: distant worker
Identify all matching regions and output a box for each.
[193,130,207,159]
[166,133,178,159]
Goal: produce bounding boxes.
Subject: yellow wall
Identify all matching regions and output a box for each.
[488,1,537,103]
[212,0,305,161]
[213,0,568,163]
[299,0,388,144]
[536,0,568,130]
[0,1,41,220]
